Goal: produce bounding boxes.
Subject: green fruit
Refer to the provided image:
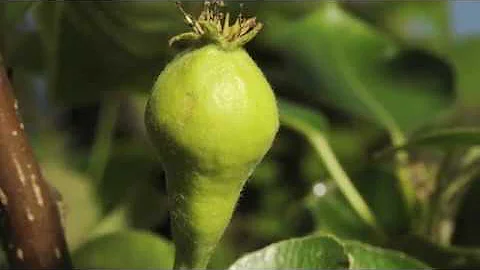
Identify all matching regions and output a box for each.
[144,2,279,269]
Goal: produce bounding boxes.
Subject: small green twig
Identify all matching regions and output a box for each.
[440,148,480,206]
[280,99,386,240]
[327,5,416,219]
[87,95,121,185]
[281,111,386,240]
[427,147,480,245]
[308,132,387,240]
[394,151,417,217]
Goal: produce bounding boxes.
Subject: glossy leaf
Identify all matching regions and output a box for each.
[378,127,480,156]
[1,2,37,61]
[87,206,130,240]
[453,37,480,108]
[42,161,102,250]
[263,2,453,138]
[32,2,185,105]
[88,188,167,241]
[345,240,429,269]
[279,98,329,133]
[279,99,381,235]
[64,2,190,58]
[97,139,168,229]
[73,230,174,269]
[229,235,429,269]
[354,168,409,234]
[32,128,103,251]
[306,168,408,243]
[229,235,350,269]
[5,2,35,25]
[455,175,480,246]
[342,2,452,56]
[305,183,375,243]
[393,235,480,268]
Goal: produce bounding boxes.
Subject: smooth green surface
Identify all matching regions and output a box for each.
[453,37,480,107]
[32,2,188,105]
[278,98,329,132]
[379,127,480,156]
[73,230,174,269]
[145,44,279,269]
[393,235,480,268]
[229,235,429,269]
[342,2,452,56]
[229,235,349,269]
[5,2,35,28]
[146,45,279,175]
[345,240,429,269]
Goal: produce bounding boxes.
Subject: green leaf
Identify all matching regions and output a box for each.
[306,168,408,243]
[378,127,480,157]
[228,235,350,269]
[253,2,325,21]
[305,183,376,243]
[1,2,37,58]
[3,2,42,71]
[66,2,184,58]
[229,235,429,269]
[73,230,174,269]
[42,161,102,250]
[392,235,480,268]
[32,2,191,105]
[33,1,64,107]
[452,37,480,108]
[7,31,44,72]
[264,2,453,138]
[87,206,131,240]
[5,2,35,28]
[342,2,452,57]
[279,99,382,235]
[91,138,168,235]
[98,139,162,207]
[278,99,329,133]
[0,247,7,268]
[455,176,480,246]
[86,93,167,234]
[345,240,429,269]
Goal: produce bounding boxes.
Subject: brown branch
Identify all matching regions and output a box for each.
[0,65,72,269]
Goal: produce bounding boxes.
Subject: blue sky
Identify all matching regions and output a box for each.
[452,1,480,37]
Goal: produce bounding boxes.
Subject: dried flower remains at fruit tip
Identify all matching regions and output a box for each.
[169,0,263,49]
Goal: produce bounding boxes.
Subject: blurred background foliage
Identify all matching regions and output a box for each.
[2,1,480,269]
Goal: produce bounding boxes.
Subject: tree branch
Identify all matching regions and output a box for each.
[0,65,71,269]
